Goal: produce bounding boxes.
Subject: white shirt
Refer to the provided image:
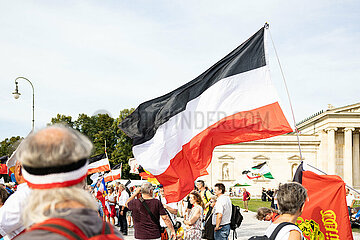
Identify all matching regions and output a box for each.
[265,222,303,240]
[212,194,232,225]
[346,194,355,207]
[117,189,129,206]
[0,183,31,239]
[107,192,116,206]
[159,196,178,227]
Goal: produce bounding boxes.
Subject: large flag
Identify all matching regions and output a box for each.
[245,162,274,179]
[0,156,8,174]
[104,163,122,182]
[87,153,110,175]
[119,26,292,202]
[293,162,353,240]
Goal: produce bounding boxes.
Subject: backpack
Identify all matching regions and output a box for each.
[28,218,123,240]
[248,222,297,240]
[230,204,243,230]
[230,204,243,239]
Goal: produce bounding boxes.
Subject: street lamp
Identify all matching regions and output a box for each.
[12,77,35,131]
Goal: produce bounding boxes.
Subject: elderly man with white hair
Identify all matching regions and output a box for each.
[126,182,176,240]
[14,125,123,239]
[0,151,31,240]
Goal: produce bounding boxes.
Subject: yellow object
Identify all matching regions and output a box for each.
[176,226,184,239]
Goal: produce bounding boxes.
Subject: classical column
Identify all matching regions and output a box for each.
[344,128,355,185]
[353,130,360,188]
[326,128,338,175]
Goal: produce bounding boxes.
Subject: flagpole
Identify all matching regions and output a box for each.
[266,23,303,160]
[104,140,115,182]
[306,162,360,195]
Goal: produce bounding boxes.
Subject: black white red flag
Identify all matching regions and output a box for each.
[87,153,110,175]
[119,26,292,202]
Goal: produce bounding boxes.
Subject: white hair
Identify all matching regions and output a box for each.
[16,125,96,226]
[23,182,97,227]
[17,124,93,168]
[141,182,154,195]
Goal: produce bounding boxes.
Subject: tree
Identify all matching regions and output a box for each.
[48,109,138,179]
[49,114,74,128]
[0,136,22,157]
[112,108,137,179]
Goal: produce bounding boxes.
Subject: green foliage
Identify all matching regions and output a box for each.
[49,114,74,128]
[231,198,271,212]
[1,109,138,179]
[0,136,22,157]
[47,108,138,180]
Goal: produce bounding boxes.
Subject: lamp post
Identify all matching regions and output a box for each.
[12,77,35,131]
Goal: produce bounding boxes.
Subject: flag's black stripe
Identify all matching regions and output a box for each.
[292,162,304,184]
[252,162,266,169]
[119,27,266,146]
[22,158,87,176]
[0,156,8,165]
[88,153,106,164]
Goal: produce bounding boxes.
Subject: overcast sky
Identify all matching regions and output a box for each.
[0,0,359,140]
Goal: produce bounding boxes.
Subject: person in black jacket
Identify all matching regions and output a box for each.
[203,195,217,240]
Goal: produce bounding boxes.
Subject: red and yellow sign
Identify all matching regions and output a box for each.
[296,171,353,240]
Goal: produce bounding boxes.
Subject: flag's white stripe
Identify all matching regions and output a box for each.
[105,168,122,177]
[88,158,110,169]
[134,65,289,175]
[258,165,271,175]
[23,163,88,185]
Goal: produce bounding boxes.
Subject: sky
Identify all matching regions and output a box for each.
[0,0,359,140]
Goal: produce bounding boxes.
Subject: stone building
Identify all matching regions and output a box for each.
[201,102,360,197]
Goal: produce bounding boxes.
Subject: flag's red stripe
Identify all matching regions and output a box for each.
[104,174,121,182]
[246,175,261,180]
[156,102,292,202]
[0,164,7,174]
[87,165,110,175]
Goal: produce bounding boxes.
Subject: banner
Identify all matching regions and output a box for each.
[294,163,353,240]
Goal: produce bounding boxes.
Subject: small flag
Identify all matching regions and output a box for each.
[119,25,292,202]
[0,156,8,174]
[87,153,111,175]
[129,158,139,174]
[104,163,122,182]
[293,162,353,240]
[138,166,160,185]
[246,162,274,179]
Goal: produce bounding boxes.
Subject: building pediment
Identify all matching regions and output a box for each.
[218,154,235,161]
[253,155,269,161]
[334,106,360,113]
[288,155,303,161]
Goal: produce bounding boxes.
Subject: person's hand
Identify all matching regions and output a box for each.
[214,226,222,231]
[135,187,141,194]
[120,210,124,216]
[170,230,176,240]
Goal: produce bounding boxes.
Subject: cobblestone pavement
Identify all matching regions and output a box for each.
[120,209,360,240]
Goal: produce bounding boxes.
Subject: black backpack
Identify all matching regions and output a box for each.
[230,204,243,239]
[248,222,297,240]
[230,204,243,230]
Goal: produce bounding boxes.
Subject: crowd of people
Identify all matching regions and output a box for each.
[0,124,350,240]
